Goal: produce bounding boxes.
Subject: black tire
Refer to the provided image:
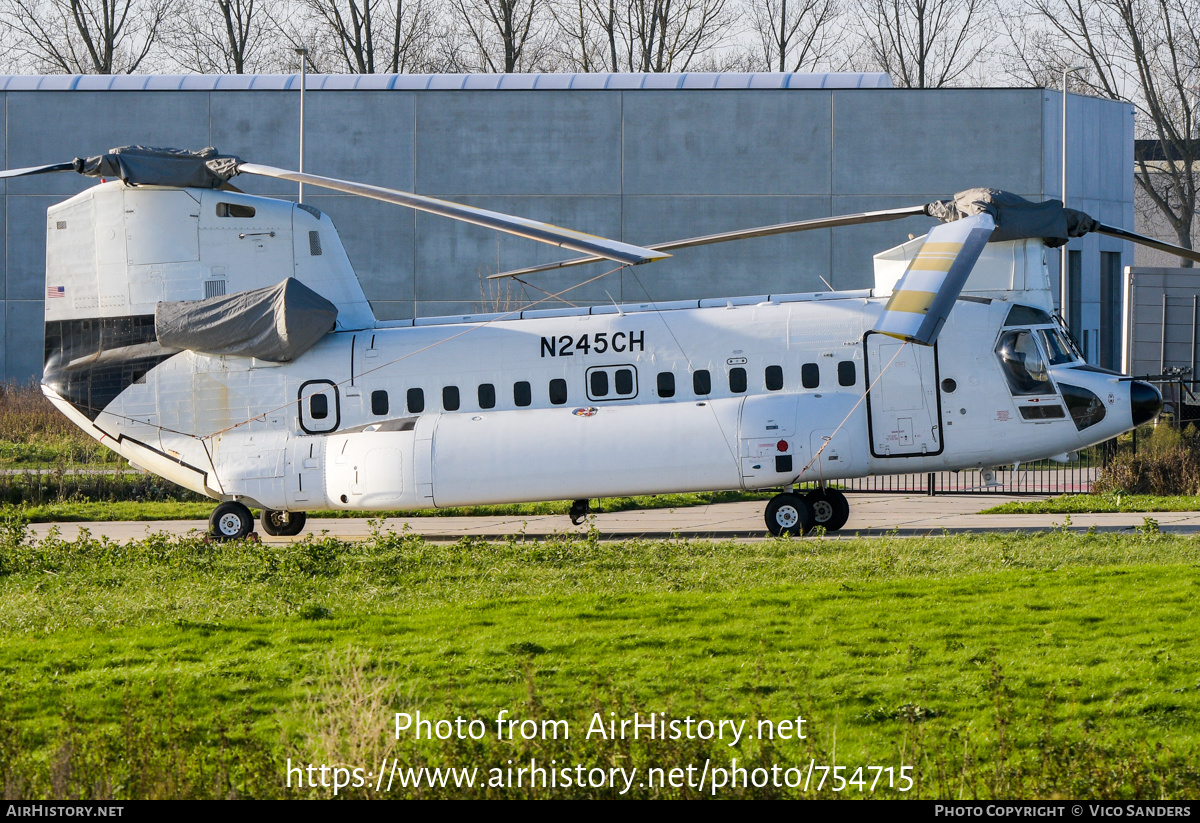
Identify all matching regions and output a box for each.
[765,493,810,537]
[261,509,307,537]
[209,501,254,541]
[804,488,850,533]
[569,499,589,526]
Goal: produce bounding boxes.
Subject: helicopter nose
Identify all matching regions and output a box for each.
[1130,380,1162,426]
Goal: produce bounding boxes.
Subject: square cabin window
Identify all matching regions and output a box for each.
[514,381,532,407]
[657,372,675,398]
[729,367,747,393]
[407,388,425,414]
[801,363,820,389]
[838,361,856,387]
[370,390,388,416]
[765,365,784,391]
[478,383,496,409]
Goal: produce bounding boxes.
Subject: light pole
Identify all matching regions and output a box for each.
[1060,65,1087,334]
[296,47,309,204]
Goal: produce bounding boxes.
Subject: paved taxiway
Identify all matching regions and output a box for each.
[22,493,1200,542]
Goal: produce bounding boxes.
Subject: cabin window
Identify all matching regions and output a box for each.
[1038,329,1075,365]
[587,365,638,401]
[310,394,328,420]
[371,390,388,416]
[549,379,568,405]
[1019,404,1066,420]
[590,370,609,397]
[514,381,532,407]
[1059,382,1107,430]
[657,372,675,398]
[995,330,1052,396]
[729,367,747,393]
[407,388,425,413]
[838,361,856,387]
[1004,304,1055,326]
[478,383,496,409]
[765,365,783,391]
[216,202,256,218]
[443,386,460,411]
[693,370,711,396]
[298,381,339,434]
[801,363,820,389]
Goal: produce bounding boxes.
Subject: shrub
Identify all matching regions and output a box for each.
[1094,424,1200,495]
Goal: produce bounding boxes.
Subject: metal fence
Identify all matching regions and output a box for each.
[842,441,1115,496]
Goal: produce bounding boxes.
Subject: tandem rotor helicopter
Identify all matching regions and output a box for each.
[5,145,1191,539]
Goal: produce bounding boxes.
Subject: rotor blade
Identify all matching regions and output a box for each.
[487,204,931,280]
[1094,223,1200,265]
[873,213,995,346]
[236,163,669,267]
[0,161,76,179]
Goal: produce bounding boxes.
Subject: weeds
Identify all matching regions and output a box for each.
[1096,424,1200,495]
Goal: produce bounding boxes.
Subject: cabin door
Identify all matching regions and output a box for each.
[864,332,943,458]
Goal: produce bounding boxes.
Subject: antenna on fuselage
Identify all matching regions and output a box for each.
[605,291,624,316]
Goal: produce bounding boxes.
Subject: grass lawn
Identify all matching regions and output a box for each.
[2,491,776,523]
[1,522,1198,798]
[983,493,1200,515]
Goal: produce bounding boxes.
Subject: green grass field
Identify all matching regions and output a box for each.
[983,494,1200,514]
[1,519,1198,799]
[0,490,776,523]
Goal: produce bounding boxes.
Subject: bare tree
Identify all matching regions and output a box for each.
[547,0,609,69]
[548,0,735,72]
[165,0,285,73]
[0,0,170,73]
[853,0,990,88]
[284,0,438,73]
[445,0,552,72]
[1015,0,1200,263]
[746,0,839,72]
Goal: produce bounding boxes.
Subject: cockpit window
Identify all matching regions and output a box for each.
[995,330,1053,395]
[1004,305,1055,326]
[1037,329,1075,366]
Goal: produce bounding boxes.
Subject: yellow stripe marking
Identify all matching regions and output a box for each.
[884,290,938,314]
[920,242,963,253]
[908,257,955,272]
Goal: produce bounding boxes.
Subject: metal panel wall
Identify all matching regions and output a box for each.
[0,80,1134,381]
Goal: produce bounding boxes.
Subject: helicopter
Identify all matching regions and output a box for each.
[6,145,1186,539]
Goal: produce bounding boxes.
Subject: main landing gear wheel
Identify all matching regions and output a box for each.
[804,488,850,533]
[569,499,590,526]
[765,493,810,537]
[260,509,308,537]
[209,501,254,541]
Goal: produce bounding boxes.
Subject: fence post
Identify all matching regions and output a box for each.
[927,472,936,496]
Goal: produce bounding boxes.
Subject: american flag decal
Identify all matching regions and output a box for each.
[46,285,64,299]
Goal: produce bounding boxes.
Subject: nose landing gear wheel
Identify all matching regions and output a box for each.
[804,488,850,533]
[260,509,308,537]
[765,493,810,537]
[209,501,254,541]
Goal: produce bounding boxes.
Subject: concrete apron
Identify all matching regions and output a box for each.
[21,494,1200,543]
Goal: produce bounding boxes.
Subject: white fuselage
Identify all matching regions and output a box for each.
[38,182,1144,512]
[55,290,1137,512]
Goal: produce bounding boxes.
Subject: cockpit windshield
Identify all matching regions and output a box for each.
[995,329,1053,395]
[1037,328,1075,366]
